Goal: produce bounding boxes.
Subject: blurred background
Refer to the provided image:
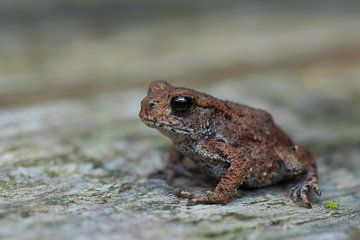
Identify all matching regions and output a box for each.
[1,0,359,106]
[1,0,360,150]
[1,1,360,239]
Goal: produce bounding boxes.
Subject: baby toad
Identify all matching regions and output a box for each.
[139,81,321,208]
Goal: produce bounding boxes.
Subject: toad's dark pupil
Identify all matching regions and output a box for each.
[170,96,194,113]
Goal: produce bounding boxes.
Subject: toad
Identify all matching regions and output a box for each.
[139,81,321,208]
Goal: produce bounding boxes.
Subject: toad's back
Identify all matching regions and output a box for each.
[223,100,293,147]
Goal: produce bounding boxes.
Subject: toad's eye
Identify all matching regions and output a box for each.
[170,96,194,114]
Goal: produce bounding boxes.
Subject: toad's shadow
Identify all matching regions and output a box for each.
[148,157,217,189]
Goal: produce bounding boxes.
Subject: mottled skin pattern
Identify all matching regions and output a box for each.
[139,81,321,208]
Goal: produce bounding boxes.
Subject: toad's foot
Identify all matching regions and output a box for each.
[289,177,321,208]
[178,190,232,205]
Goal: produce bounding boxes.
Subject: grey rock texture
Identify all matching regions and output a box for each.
[0,1,360,240]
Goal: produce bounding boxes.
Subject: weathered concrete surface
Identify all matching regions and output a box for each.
[1,76,359,240]
[1,1,360,240]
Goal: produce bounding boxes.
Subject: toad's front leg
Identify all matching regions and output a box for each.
[180,140,249,205]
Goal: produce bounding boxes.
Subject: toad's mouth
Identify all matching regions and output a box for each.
[142,119,194,135]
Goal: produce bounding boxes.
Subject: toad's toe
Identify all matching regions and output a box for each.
[177,190,194,199]
[289,182,317,208]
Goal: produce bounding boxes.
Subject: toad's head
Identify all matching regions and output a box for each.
[139,81,226,142]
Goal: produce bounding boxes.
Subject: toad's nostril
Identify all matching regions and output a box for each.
[148,100,157,108]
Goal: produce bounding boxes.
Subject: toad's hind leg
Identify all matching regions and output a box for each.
[276,145,321,208]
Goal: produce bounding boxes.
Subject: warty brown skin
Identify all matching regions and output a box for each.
[139,81,321,208]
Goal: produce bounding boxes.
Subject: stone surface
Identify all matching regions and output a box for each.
[0,1,360,240]
[1,78,359,240]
